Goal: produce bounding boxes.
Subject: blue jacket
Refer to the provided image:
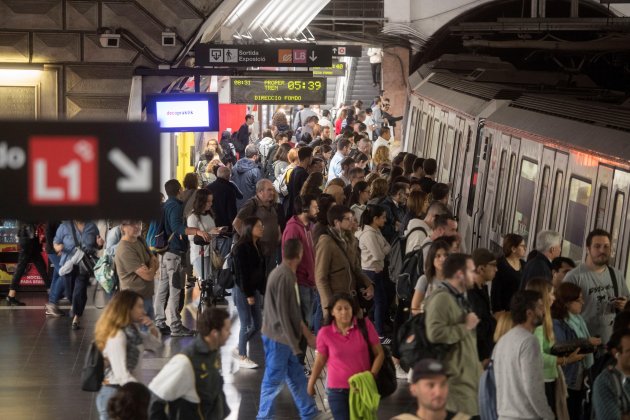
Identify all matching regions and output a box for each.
[231,158,262,208]
[164,197,188,254]
[552,318,581,389]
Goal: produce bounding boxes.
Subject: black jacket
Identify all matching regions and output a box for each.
[206,178,243,228]
[286,166,309,217]
[468,283,497,361]
[520,251,553,289]
[232,240,266,297]
[491,257,524,312]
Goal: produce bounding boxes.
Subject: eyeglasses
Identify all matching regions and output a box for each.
[342,216,354,221]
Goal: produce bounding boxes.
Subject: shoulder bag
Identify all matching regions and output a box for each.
[357,317,397,398]
[70,222,97,278]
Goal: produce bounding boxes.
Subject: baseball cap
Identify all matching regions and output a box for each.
[411,359,448,382]
[473,248,497,267]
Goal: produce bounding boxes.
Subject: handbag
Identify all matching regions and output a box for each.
[70,222,96,277]
[81,341,104,392]
[357,317,397,398]
[550,338,595,356]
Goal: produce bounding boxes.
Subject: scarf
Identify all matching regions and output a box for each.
[566,313,594,369]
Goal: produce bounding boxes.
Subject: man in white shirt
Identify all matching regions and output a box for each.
[149,307,232,420]
[327,138,352,183]
[367,47,383,86]
[318,109,334,130]
[372,126,391,159]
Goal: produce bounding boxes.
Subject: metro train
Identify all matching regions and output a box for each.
[402,56,630,283]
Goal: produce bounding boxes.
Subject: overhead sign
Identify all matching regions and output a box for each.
[0,121,161,220]
[195,43,333,67]
[230,77,327,104]
[312,62,346,77]
[327,45,362,57]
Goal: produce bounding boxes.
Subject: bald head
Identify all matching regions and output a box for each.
[217,166,230,180]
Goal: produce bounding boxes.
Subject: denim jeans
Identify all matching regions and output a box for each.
[154,252,183,330]
[232,286,262,356]
[327,388,350,420]
[363,269,387,336]
[95,385,118,420]
[61,268,89,317]
[257,336,319,420]
[298,285,316,329]
[47,253,64,303]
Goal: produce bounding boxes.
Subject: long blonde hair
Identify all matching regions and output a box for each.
[494,312,513,343]
[525,277,555,343]
[373,146,390,166]
[94,290,142,351]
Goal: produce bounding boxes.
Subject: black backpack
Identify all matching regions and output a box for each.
[388,226,427,286]
[396,313,454,371]
[81,341,105,392]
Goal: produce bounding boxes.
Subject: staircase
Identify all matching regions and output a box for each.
[325,75,338,107]
[346,48,380,107]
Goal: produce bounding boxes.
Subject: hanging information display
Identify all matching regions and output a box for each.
[230,77,327,104]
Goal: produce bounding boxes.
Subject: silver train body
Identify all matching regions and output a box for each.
[403,68,630,284]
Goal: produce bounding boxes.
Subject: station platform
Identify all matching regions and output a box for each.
[0,288,416,420]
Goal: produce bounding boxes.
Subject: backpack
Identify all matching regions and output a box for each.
[478,361,498,420]
[93,254,117,294]
[396,312,454,371]
[273,165,291,197]
[81,341,105,392]
[388,226,427,284]
[263,145,278,180]
[146,206,172,254]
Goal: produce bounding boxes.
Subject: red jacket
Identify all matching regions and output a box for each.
[282,216,315,288]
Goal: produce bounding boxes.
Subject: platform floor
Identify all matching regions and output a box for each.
[0,288,416,420]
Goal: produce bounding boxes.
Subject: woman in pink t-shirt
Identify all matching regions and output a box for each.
[307,293,384,420]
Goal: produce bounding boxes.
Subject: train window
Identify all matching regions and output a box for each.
[513,159,539,241]
[441,127,455,182]
[429,119,441,159]
[466,132,486,217]
[595,186,608,229]
[493,150,507,228]
[535,166,551,241]
[562,177,592,262]
[549,171,564,230]
[611,192,625,262]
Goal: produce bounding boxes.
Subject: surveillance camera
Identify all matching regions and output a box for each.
[162,31,176,47]
[99,33,120,48]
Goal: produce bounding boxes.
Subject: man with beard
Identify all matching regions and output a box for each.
[391,359,471,420]
[424,254,481,417]
[564,229,629,344]
[494,290,554,420]
[282,195,319,330]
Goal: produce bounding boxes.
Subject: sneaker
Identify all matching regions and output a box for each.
[171,326,196,337]
[379,336,392,345]
[45,303,65,317]
[239,357,258,369]
[395,364,407,380]
[303,367,311,376]
[6,296,25,306]
[156,323,171,335]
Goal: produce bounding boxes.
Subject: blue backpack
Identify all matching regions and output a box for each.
[479,360,498,420]
[146,205,171,254]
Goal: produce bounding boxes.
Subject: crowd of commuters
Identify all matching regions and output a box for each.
[9,98,630,420]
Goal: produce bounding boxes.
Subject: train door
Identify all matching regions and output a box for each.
[610,170,630,282]
[470,124,494,250]
[449,118,466,213]
[485,132,509,253]
[511,140,541,250]
[453,121,476,247]
[532,148,556,249]
[561,155,597,262]
[422,104,435,157]
[501,136,522,239]
[549,152,569,233]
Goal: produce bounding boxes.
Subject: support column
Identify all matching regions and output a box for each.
[381,46,409,146]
